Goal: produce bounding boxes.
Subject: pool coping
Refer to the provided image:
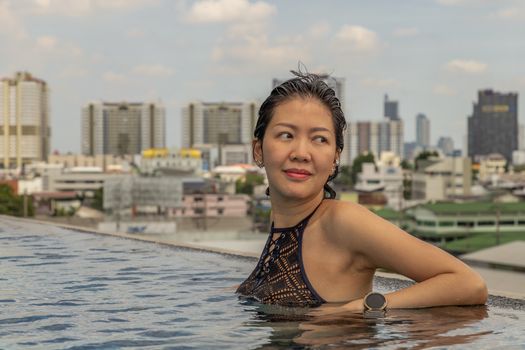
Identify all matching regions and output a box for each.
[5,215,525,302]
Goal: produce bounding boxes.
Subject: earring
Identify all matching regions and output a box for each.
[255,159,264,168]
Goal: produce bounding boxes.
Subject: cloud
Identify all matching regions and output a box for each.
[36,35,57,50]
[132,64,175,77]
[60,66,89,78]
[187,0,275,23]
[361,78,399,88]
[493,6,525,20]
[435,0,490,6]
[433,84,457,96]
[335,25,379,53]
[103,71,127,83]
[31,0,158,16]
[127,28,146,39]
[187,0,276,23]
[445,59,488,74]
[392,27,419,37]
[0,1,26,39]
[309,22,331,39]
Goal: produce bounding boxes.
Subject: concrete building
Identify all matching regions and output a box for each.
[0,72,50,169]
[412,157,472,201]
[416,113,430,147]
[349,119,404,163]
[384,94,399,120]
[478,153,507,183]
[468,89,518,162]
[139,148,203,176]
[354,162,404,210]
[48,153,133,172]
[407,201,525,242]
[44,167,121,197]
[437,137,454,156]
[171,193,250,218]
[82,101,165,156]
[182,101,258,148]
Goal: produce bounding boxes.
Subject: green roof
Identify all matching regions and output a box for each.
[419,202,525,215]
[373,208,408,220]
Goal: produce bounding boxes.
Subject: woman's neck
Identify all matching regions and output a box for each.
[270,192,324,228]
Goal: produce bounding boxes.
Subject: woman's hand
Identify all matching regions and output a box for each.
[308,299,364,317]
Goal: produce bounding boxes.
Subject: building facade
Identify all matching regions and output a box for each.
[82,101,165,156]
[349,119,404,164]
[182,101,258,148]
[384,94,399,120]
[416,113,430,147]
[467,89,518,162]
[412,157,472,201]
[0,72,50,169]
[437,136,454,156]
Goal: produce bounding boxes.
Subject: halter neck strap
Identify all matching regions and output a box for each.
[270,199,324,233]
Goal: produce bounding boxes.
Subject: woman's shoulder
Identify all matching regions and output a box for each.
[318,200,373,236]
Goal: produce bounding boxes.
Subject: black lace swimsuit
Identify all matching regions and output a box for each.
[236,202,325,307]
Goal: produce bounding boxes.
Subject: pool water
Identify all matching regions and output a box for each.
[1,217,524,349]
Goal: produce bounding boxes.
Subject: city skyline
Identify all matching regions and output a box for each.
[1,0,524,153]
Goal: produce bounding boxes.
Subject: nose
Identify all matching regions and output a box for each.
[289,138,311,162]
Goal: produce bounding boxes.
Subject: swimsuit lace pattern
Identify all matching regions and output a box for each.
[236,202,325,307]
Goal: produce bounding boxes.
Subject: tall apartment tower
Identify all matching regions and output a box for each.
[272,74,346,114]
[182,101,259,148]
[416,113,430,147]
[0,71,50,169]
[467,89,518,161]
[82,101,165,156]
[349,119,404,164]
[384,94,399,120]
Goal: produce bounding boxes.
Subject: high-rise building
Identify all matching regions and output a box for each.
[416,113,430,147]
[0,71,50,169]
[437,136,454,156]
[467,89,518,161]
[384,94,399,120]
[272,74,346,114]
[182,101,259,148]
[82,101,165,156]
[349,119,404,164]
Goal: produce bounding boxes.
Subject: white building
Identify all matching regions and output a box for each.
[0,72,50,170]
[355,162,404,210]
[139,148,203,176]
[182,101,258,148]
[412,157,472,201]
[478,153,506,183]
[82,101,165,156]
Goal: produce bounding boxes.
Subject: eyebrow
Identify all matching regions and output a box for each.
[273,122,333,134]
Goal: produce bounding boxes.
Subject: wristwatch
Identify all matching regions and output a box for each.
[363,292,387,318]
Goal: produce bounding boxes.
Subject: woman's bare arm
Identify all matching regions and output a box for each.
[328,201,487,311]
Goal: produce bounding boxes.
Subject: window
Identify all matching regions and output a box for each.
[218,208,224,215]
[457,221,474,227]
[438,221,454,227]
[477,221,495,226]
[194,208,204,215]
[217,196,224,201]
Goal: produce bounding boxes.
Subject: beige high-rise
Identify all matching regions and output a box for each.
[0,72,50,170]
[81,101,165,156]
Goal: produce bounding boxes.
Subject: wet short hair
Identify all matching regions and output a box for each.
[254,70,346,199]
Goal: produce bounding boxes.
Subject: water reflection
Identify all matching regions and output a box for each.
[244,303,490,349]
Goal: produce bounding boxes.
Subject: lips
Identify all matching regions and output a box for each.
[284,168,312,180]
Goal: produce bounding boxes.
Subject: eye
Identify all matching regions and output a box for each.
[313,135,328,144]
[278,132,293,140]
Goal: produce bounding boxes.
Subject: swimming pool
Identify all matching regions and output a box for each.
[1,216,524,349]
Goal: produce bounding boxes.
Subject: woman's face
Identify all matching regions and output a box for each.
[254,97,339,201]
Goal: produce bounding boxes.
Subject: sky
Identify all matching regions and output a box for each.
[1,0,524,154]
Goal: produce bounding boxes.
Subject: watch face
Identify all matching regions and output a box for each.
[366,293,386,309]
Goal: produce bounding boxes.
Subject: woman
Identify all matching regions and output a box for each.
[236,71,488,313]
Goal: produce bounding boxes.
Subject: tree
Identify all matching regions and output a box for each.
[351,153,376,184]
[333,165,353,188]
[0,184,34,217]
[236,173,265,195]
[414,150,439,170]
[92,187,104,211]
